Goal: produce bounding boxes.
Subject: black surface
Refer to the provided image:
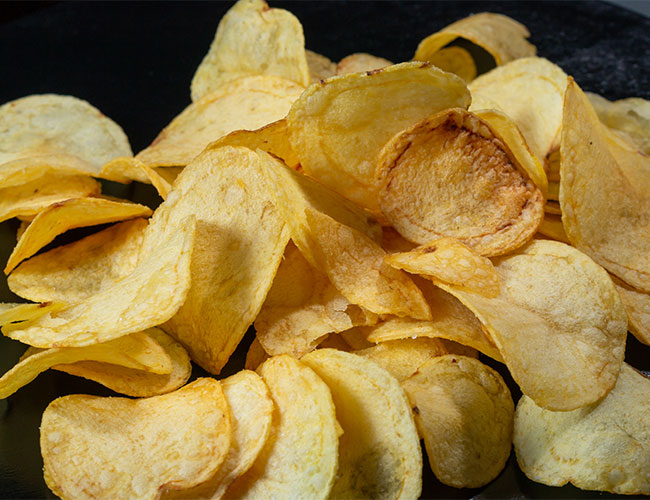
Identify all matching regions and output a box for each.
[0,1,649,499]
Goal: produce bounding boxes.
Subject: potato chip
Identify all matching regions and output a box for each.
[514,363,650,495]
[339,327,375,350]
[385,237,500,297]
[0,330,171,399]
[336,53,393,75]
[537,213,569,243]
[545,147,561,181]
[226,355,339,499]
[560,79,650,293]
[0,174,100,223]
[255,242,377,358]
[425,46,477,82]
[163,370,273,500]
[414,13,535,67]
[301,349,422,500]
[287,61,471,212]
[136,76,304,168]
[41,378,231,500]
[4,197,152,274]
[381,226,416,254]
[434,239,627,410]
[190,0,310,102]
[378,108,544,255]
[402,355,514,488]
[0,301,67,329]
[8,218,147,303]
[611,275,650,346]
[3,217,195,348]
[54,328,192,398]
[316,333,353,352]
[143,146,289,374]
[262,157,431,320]
[306,49,337,83]
[547,180,559,201]
[544,200,561,215]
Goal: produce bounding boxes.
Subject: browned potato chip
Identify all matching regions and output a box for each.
[402,355,514,488]
[514,364,650,495]
[336,52,393,75]
[41,378,231,500]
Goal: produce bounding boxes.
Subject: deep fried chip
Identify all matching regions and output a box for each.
[0,301,67,329]
[245,338,270,371]
[336,53,393,75]
[402,355,514,488]
[514,364,650,495]
[306,49,337,83]
[301,349,422,500]
[537,214,569,243]
[425,46,477,82]
[611,275,650,346]
[41,378,231,500]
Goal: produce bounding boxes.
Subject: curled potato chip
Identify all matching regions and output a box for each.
[54,328,191,398]
[8,218,147,303]
[97,156,152,184]
[514,364,650,495]
[425,46,477,82]
[402,355,514,488]
[163,370,273,500]
[560,79,650,293]
[226,355,339,499]
[435,239,627,410]
[3,217,195,348]
[301,349,422,500]
[136,76,304,168]
[378,108,544,255]
[306,49,337,83]
[336,53,393,75]
[4,197,152,274]
[611,275,650,346]
[414,12,535,67]
[287,61,471,212]
[41,378,231,500]
[190,0,310,101]
[385,237,500,297]
[0,330,171,399]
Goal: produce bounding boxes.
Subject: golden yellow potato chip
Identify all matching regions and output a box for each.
[287,61,471,212]
[514,364,650,495]
[336,52,393,75]
[414,13,535,66]
[434,239,627,410]
[339,327,375,350]
[0,330,171,399]
[402,355,514,488]
[469,57,568,166]
[0,94,132,181]
[143,146,289,374]
[255,242,377,358]
[560,79,650,293]
[162,370,273,500]
[41,378,231,500]
[244,338,270,371]
[378,108,544,255]
[424,46,477,82]
[0,174,101,223]
[0,301,67,329]
[3,217,195,348]
[546,147,561,181]
[381,226,417,254]
[537,213,569,243]
[54,328,191,398]
[547,180,559,201]
[301,349,422,500]
[190,0,310,102]
[262,157,431,320]
[226,355,338,499]
[8,218,147,303]
[611,275,650,346]
[386,237,500,297]
[317,332,353,352]
[4,197,152,274]
[544,200,561,215]
[306,49,337,83]
[136,75,303,168]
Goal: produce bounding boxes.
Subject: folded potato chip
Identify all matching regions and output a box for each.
[336,52,393,75]
[514,364,650,495]
[41,378,231,500]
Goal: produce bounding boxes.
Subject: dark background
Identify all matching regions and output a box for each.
[0,2,649,499]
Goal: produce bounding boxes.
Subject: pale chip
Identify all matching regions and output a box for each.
[306,49,337,83]
[336,53,393,75]
[611,274,650,346]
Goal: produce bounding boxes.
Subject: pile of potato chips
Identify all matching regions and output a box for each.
[1,0,649,497]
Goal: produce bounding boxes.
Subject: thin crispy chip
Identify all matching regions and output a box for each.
[425,46,477,82]
[226,355,338,499]
[0,301,67,329]
[378,108,544,255]
[336,53,393,75]
[560,79,650,292]
[514,364,650,495]
[4,197,152,274]
[414,13,535,66]
[339,328,375,350]
[386,237,500,297]
[537,213,569,243]
[190,0,310,101]
[287,61,471,212]
[434,239,627,410]
[8,218,147,303]
[144,146,289,374]
[0,330,172,399]
[611,275,650,346]
[402,355,514,488]
[136,76,303,168]
[3,217,195,348]
[41,378,231,500]
[301,349,422,500]
[317,333,353,351]
[98,156,152,184]
[306,49,337,83]
[163,370,273,500]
